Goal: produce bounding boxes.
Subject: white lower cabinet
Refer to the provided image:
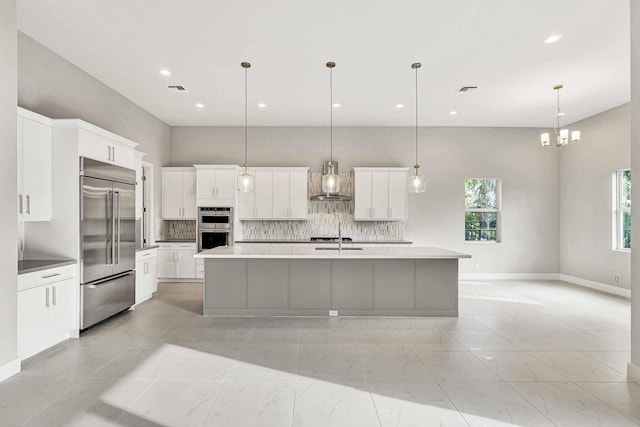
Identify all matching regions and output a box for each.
[17,268,76,360]
[157,243,198,279]
[136,248,158,304]
[195,259,204,279]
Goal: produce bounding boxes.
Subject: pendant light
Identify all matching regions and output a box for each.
[540,84,581,148]
[237,61,255,192]
[408,62,426,193]
[321,61,340,194]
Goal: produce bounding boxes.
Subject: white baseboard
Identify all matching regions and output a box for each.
[459,273,631,299]
[557,274,631,298]
[628,362,640,383]
[0,357,21,383]
[459,273,559,281]
[132,293,152,309]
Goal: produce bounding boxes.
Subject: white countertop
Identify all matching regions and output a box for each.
[195,244,471,259]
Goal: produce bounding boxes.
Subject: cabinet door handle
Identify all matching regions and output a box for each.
[45,287,50,308]
[52,286,57,306]
[26,194,31,214]
[18,194,23,215]
[108,146,112,161]
[112,147,116,163]
[41,272,60,279]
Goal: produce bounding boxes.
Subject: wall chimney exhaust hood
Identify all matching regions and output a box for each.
[310,161,352,201]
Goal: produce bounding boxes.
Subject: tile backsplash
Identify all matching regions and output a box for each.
[239,173,405,241]
[161,220,197,241]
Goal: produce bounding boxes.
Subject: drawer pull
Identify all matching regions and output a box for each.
[42,273,61,279]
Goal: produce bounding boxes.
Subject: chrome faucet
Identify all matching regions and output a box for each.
[338,222,343,251]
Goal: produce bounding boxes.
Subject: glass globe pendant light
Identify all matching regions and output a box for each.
[237,62,255,192]
[321,62,340,194]
[408,62,426,193]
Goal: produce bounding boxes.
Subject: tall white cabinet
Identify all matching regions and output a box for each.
[162,167,197,219]
[17,108,53,222]
[353,167,409,221]
[238,167,309,220]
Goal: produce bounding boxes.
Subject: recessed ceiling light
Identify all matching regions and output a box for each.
[257,103,267,108]
[544,34,563,44]
[195,103,205,109]
[395,104,404,109]
[557,112,565,117]
[449,111,458,115]
[333,103,341,108]
[159,69,172,76]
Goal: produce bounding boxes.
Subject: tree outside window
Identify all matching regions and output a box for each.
[465,178,500,242]
[614,169,631,250]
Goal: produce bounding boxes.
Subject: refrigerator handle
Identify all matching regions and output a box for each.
[111,190,117,266]
[115,191,121,265]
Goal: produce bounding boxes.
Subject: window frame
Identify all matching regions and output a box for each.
[613,169,631,252]
[464,178,501,244]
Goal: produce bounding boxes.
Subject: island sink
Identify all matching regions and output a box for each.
[315,247,364,251]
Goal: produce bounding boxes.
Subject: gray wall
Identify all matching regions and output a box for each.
[630,0,639,372]
[559,104,631,289]
[171,126,561,274]
[17,32,170,239]
[0,0,18,369]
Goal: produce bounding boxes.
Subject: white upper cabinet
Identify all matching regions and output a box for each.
[18,108,53,222]
[51,119,138,170]
[162,167,197,219]
[238,167,309,220]
[353,167,409,221]
[194,165,238,207]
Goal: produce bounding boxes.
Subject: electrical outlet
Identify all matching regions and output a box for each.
[614,275,620,283]
[475,264,480,271]
[329,310,338,317]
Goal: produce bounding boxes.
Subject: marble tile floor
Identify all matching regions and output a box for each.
[1,279,638,426]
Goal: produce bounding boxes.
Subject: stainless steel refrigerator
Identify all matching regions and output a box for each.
[80,158,137,329]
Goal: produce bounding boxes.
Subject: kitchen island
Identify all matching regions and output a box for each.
[195,244,471,317]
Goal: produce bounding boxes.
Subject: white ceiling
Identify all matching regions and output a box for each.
[18,0,630,127]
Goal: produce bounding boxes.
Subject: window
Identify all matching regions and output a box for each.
[613,169,631,250]
[465,178,500,242]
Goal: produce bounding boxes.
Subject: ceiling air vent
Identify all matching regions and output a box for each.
[167,85,188,93]
[458,86,478,93]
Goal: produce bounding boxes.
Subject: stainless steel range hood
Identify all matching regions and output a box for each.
[310,161,352,201]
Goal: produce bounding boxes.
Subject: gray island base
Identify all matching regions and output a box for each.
[195,245,471,317]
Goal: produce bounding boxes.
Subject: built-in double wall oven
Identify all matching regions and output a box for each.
[198,207,233,251]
